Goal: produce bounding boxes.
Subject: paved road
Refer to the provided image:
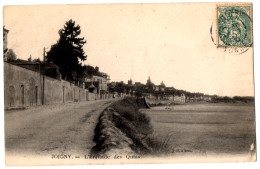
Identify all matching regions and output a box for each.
[5,99,117,158]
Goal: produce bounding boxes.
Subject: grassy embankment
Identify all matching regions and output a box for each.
[91,97,174,156]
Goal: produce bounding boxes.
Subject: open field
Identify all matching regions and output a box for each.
[141,103,256,158]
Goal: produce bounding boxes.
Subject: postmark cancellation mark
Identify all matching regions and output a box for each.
[217,4,252,47]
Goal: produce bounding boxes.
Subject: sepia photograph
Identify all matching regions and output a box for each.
[2,1,257,166]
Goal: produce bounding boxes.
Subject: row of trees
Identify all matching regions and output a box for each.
[211,96,255,103]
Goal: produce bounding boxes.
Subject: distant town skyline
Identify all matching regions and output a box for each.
[3,3,254,97]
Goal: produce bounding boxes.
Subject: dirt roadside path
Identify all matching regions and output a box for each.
[5,99,118,159]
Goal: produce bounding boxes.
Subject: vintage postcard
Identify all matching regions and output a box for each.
[3,2,255,166]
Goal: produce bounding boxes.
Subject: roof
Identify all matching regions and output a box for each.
[3,26,9,33]
[9,59,40,65]
[85,81,99,89]
[9,59,59,68]
[44,62,60,69]
[89,83,96,88]
[166,87,175,90]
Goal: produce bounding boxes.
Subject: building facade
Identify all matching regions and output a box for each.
[3,27,9,61]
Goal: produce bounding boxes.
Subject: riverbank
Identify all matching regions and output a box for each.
[91,99,256,162]
[141,102,256,161]
[91,97,153,155]
[91,97,177,156]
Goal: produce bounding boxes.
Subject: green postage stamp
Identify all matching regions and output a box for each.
[217,4,252,47]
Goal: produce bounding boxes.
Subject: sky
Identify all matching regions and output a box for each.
[3,3,254,97]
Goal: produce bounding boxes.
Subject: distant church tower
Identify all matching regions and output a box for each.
[128,78,133,85]
[160,81,165,87]
[146,76,152,85]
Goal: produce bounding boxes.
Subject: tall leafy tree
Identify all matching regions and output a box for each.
[6,49,17,61]
[46,19,87,81]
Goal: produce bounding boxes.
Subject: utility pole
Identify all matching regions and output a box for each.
[41,47,46,105]
[43,47,46,62]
